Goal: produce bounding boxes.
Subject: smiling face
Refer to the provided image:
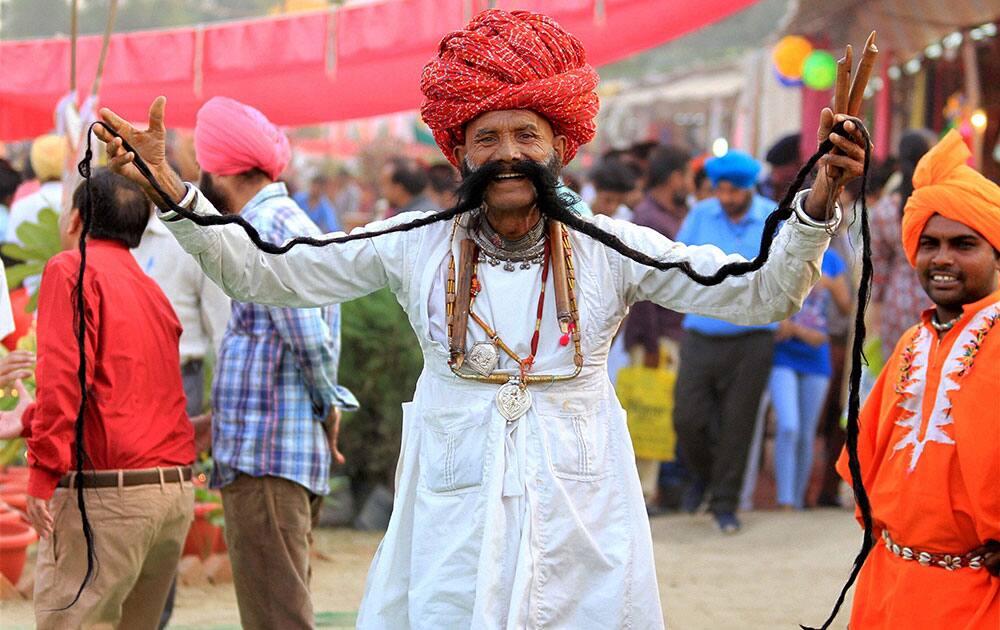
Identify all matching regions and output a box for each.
[915,214,1000,319]
[453,110,566,214]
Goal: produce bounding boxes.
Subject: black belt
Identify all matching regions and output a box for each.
[57,467,193,488]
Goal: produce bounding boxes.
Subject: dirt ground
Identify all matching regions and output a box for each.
[0,508,858,629]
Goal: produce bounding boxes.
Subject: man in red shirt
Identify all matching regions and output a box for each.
[0,168,195,629]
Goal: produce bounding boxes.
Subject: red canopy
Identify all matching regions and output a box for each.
[0,0,757,142]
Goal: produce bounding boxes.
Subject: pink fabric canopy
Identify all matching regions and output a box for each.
[0,0,757,142]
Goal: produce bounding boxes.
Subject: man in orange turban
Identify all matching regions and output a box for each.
[839,130,1000,629]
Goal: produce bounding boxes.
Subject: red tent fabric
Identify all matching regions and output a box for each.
[0,0,757,141]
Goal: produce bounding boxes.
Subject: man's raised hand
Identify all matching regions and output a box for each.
[95,96,187,207]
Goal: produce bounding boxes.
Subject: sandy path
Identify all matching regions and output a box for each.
[0,509,859,629]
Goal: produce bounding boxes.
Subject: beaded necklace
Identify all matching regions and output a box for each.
[445,216,583,420]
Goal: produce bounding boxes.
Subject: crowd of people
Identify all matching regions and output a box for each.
[0,7,996,630]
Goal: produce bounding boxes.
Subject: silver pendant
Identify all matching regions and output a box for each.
[496,378,532,422]
[466,341,499,376]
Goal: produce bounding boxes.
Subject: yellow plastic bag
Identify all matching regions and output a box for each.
[616,359,677,462]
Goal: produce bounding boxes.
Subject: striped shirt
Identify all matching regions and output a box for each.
[210,183,358,495]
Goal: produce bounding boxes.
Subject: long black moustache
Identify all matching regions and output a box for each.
[76,120,873,629]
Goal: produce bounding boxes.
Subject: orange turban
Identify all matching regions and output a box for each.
[420,9,600,168]
[901,130,1000,266]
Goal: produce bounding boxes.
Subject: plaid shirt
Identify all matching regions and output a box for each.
[210,183,358,495]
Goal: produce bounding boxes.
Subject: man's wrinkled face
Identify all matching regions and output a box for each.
[714,181,754,219]
[454,110,567,213]
[916,214,1000,312]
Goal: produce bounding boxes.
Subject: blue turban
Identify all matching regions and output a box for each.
[705,150,761,189]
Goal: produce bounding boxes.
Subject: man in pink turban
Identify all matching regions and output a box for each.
[99,9,868,629]
[182,96,359,629]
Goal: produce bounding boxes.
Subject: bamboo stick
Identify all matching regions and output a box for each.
[449,238,478,368]
[548,220,571,333]
[90,0,120,98]
[70,0,79,93]
[833,45,852,114]
[846,32,878,117]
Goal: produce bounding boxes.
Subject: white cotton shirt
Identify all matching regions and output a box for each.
[159,186,834,629]
[132,215,230,362]
[0,258,15,341]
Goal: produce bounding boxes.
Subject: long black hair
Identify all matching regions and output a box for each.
[75,120,873,628]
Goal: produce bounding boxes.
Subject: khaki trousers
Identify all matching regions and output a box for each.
[33,472,194,630]
[221,474,322,630]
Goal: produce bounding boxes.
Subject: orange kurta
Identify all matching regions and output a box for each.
[838,289,1000,630]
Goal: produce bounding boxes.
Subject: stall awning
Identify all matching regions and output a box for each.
[784,0,999,61]
[0,0,758,141]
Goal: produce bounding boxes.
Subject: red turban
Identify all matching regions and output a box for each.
[194,96,291,181]
[901,130,1000,266]
[420,9,600,167]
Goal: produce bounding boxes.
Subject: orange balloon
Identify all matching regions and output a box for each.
[773,35,813,79]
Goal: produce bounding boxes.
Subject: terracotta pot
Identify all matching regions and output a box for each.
[0,480,28,494]
[183,503,221,559]
[0,509,24,527]
[0,467,29,484]
[213,528,228,553]
[0,519,37,585]
[0,493,26,514]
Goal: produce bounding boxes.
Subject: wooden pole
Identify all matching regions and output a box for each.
[90,0,120,98]
[834,45,852,115]
[449,239,478,368]
[961,38,983,171]
[548,220,571,332]
[70,0,79,94]
[846,32,878,117]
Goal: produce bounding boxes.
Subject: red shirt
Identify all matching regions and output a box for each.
[24,240,194,500]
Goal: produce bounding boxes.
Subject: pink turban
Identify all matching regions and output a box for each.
[194,97,290,181]
[420,9,600,167]
[901,130,1000,266]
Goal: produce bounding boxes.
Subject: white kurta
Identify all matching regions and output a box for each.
[160,188,831,629]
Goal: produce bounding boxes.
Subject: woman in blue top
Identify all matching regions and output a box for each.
[769,248,850,509]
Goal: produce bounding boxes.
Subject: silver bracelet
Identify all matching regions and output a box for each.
[792,188,841,232]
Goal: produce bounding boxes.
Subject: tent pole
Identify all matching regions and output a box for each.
[90,0,120,98]
[70,0,79,94]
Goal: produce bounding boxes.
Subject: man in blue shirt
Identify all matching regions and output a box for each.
[672,150,777,534]
[293,174,341,233]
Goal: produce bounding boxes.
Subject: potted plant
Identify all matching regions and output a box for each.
[336,288,422,527]
[0,518,37,585]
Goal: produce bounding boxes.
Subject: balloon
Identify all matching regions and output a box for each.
[772,35,813,79]
[802,50,837,90]
[773,67,804,88]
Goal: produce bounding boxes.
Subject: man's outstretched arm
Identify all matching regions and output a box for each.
[96,98,401,308]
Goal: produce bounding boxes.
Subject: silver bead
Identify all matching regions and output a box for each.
[901,547,914,560]
[918,552,932,566]
[969,556,982,570]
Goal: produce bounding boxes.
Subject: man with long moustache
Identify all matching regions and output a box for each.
[97,9,867,628]
[837,131,1000,629]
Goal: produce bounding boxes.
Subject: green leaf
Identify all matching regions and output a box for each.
[0,243,34,262]
[5,261,45,287]
[14,207,62,261]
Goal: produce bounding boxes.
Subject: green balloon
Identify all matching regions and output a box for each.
[802,51,837,90]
